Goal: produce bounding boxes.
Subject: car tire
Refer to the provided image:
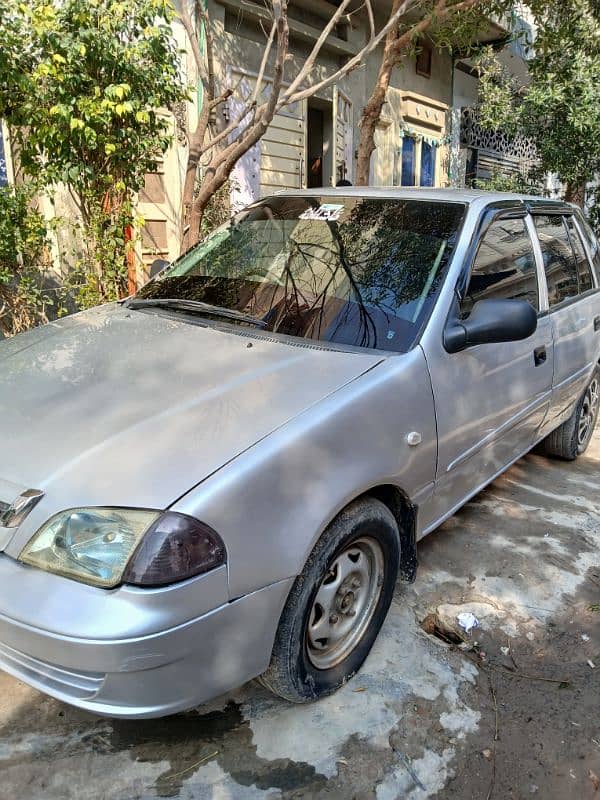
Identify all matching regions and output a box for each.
[259,497,400,703]
[540,366,600,460]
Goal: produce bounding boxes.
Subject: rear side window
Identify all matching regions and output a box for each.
[573,212,600,283]
[565,216,594,294]
[463,217,539,315]
[534,216,579,306]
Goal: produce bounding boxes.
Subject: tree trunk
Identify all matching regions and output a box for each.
[180,106,211,252]
[356,0,479,186]
[564,181,586,208]
[355,0,404,186]
[355,58,396,185]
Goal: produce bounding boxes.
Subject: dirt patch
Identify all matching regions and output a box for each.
[420,613,466,647]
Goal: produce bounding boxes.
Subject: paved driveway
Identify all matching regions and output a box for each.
[1,430,598,800]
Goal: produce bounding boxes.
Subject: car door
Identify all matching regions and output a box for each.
[531,211,600,434]
[421,208,554,532]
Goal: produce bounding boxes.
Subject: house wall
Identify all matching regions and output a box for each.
[12,5,472,279]
[150,0,456,255]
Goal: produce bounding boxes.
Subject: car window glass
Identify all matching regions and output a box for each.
[462,217,538,316]
[534,215,579,306]
[137,198,466,353]
[575,211,600,279]
[566,216,594,294]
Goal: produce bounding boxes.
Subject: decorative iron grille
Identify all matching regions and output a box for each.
[460,106,537,162]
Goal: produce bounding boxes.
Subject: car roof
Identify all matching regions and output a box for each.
[272,186,572,210]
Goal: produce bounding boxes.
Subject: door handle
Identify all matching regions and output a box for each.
[594,316,600,332]
[534,345,547,366]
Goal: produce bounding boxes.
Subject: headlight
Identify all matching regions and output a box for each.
[19,508,226,589]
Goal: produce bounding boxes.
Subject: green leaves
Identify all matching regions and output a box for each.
[0,0,187,199]
[0,0,188,306]
[477,1,600,197]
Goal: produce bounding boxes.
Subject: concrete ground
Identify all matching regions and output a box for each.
[1,430,598,800]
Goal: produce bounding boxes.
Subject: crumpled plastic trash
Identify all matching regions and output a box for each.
[457,612,479,633]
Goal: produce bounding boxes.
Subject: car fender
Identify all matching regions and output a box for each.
[172,346,437,600]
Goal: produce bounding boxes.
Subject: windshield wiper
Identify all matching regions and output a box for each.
[124,297,267,328]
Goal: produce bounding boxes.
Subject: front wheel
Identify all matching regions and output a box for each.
[541,367,600,460]
[259,497,400,703]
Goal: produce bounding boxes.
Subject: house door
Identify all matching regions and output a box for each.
[306,98,333,188]
[333,87,353,184]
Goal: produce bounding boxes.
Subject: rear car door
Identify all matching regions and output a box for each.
[531,210,600,434]
[422,207,554,529]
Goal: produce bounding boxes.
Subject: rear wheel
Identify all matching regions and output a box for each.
[541,367,600,460]
[259,497,400,703]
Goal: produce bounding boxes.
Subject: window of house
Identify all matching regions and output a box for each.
[420,142,435,187]
[462,217,539,315]
[401,137,416,186]
[534,215,580,307]
[565,216,594,294]
[416,44,432,78]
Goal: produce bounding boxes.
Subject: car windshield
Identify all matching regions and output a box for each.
[135,196,466,353]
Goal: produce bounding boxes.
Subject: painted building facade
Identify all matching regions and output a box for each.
[137,1,519,268]
[1,3,532,276]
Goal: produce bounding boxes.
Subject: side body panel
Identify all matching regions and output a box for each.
[531,209,600,431]
[544,293,600,430]
[419,202,554,533]
[422,316,553,531]
[173,348,438,599]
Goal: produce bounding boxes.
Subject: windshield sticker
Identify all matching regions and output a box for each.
[299,204,345,221]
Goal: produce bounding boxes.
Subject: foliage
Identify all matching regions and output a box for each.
[198,182,232,242]
[475,167,542,195]
[0,184,55,337]
[0,0,188,305]
[476,1,600,203]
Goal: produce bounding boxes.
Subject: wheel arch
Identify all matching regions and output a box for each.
[305,483,419,585]
[361,484,418,583]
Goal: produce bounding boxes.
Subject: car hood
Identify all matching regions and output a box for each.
[0,304,382,518]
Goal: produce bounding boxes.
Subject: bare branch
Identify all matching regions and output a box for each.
[249,20,277,108]
[196,4,285,158]
[181,0,483,247]
[364,0,375,41]
[178,0,210,94]
[204,0,417,158]
[280,0,420,106]
[284,0,354,99]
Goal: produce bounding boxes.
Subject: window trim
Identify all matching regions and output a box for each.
[525,214,549,314]
[571,214,600,290]
[564,215,595,295]
[459,211,542,316]
[455,201,528,302]
[531,211,600,313]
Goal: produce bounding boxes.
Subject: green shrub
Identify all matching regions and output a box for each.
[0,184,56,337]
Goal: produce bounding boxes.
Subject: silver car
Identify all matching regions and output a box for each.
[1,189,599,718]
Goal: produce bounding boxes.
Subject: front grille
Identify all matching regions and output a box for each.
[0,641,105,699]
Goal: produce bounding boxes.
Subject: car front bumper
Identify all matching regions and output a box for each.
[0,556,293,718]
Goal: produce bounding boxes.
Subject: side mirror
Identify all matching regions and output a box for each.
[444,298,538,354]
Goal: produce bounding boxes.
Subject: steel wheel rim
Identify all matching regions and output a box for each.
[578,378,599,448]
[306,537,384,670]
